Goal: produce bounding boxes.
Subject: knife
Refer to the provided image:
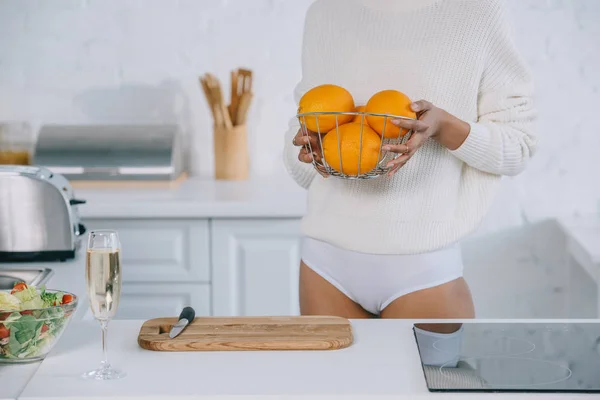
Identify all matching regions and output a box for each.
[169,307,196,339]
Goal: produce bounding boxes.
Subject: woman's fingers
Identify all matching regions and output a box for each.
[411,100,434,113]
[404,130,429,151]
[298,146,328,178]
[388,153,411,167]
[391,118,429,133]
[378,100,435,177]
[297,147,314,163]
[315,164,330,178]
[382,143,410,155]
[294,129,329,177]
[385,146,415,175]
[296,133,324,164]
[293,129,304,146]
[294,129,322,152]
[387,159,407,176]
[382,130,430,173]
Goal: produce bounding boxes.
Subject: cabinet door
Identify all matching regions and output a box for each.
[81,284,211,321]
[211,219,302,317]
[82,219,210,283]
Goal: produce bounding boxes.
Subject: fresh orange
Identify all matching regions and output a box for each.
[298,84,355,133]
[365,90,416,139]
[322,123,382,176]
[351,105,369,126]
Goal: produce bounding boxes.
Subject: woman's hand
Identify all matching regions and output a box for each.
[382,100,470,176]
[292,128,329,178]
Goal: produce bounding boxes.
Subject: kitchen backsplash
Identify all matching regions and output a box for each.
[0,0,598,232]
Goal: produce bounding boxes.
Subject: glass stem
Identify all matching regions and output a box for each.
[100,320,110,369]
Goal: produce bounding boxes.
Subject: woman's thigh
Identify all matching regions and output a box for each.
[380,277,474,332]
[299,261,373,319]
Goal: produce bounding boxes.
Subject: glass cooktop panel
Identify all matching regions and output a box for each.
[414,323,600,393]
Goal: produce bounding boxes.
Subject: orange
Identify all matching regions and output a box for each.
[298,84,355,133]
[365,90,416,139]
[322,123,382,176]
[351,105,369,126]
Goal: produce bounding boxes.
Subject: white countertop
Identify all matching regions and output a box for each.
[12,319,599,400]
[0,256,87,400]
[0,365,38,400]
[74,176,307,219]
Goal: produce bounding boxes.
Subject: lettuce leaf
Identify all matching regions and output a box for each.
[40,290,63,308]
[12,286,44,310]
[6,314,43,358]
[0,292,20,311]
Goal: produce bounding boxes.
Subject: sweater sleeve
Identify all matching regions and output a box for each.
[282,6,323,190]
[449,1,537,177]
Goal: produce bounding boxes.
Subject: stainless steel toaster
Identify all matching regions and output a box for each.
[0,165,87,262]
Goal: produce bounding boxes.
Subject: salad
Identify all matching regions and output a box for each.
[0,282,76,361]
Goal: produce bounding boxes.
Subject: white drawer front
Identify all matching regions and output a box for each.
[82,283,211,321]
[83,219,210,283]
[211,219,302,317]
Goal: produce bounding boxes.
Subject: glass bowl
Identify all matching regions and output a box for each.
[0,290,78,363]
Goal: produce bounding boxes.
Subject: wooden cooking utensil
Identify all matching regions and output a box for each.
[236,92,253,126]
[199,76,216,122]
[138,316,353,352]
[214,80,233,129]
[229,69,240,125]
[237,68,253,95]
[204,73,233,129]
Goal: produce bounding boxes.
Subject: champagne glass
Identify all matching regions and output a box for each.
[83,230,126,380]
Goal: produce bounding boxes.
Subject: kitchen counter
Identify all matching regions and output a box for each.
[75,176,307,219]
[0,256,88,400]
[12,319,597,400]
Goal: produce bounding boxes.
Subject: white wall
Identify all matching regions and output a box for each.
[0,0,598,316]
[0,0,313,178]
[507,0,600,222]
[0,0,598,225]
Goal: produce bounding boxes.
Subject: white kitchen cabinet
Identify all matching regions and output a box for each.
[83,219,210,283]
[81,283,211,321]
[82,216,304,318]
[211,219,303,317]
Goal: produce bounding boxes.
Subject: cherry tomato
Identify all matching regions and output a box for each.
[41,324,49,333]
[0,325,9,339]
[0,313,9,321]
[11,282,27,294]
[62,294,74,304]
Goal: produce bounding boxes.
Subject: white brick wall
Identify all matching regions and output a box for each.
[0,0,313,178]
[0,0,598,224]
[507,0,600,223]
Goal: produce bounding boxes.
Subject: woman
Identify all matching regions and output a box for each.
[283,0,536,332]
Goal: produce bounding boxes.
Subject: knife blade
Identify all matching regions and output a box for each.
[168,306,196,339]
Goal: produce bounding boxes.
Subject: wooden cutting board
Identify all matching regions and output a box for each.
[137,316,353,352]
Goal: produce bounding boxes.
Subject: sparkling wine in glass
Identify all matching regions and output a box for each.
[83,230,125,380]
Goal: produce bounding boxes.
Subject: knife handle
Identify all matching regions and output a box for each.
[179,306,195,322]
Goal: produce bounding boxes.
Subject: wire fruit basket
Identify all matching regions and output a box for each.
[296,111,414,179]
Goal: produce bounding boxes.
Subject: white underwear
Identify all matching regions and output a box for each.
[301,237,464,315]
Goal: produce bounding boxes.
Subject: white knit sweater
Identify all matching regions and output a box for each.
[283,0,536,254]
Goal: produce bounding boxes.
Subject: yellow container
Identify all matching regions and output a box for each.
[0,122,34,165]
[213,124,250,180]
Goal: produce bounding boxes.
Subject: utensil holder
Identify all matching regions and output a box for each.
[213,124,249,180]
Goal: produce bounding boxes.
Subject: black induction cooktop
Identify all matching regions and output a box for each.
[413,323,600,393]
